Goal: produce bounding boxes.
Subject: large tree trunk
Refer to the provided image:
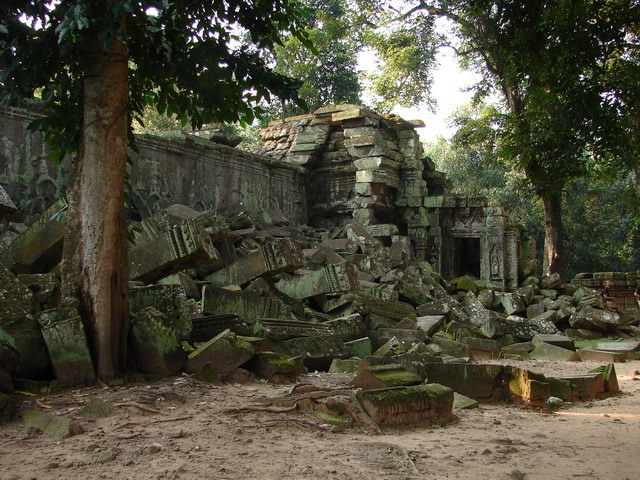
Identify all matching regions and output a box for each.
[541,191,566,280]
[61,19,129,380]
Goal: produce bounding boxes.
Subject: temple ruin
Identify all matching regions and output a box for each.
[0,104,521,287]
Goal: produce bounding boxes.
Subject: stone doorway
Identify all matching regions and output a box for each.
[453,237,481,278]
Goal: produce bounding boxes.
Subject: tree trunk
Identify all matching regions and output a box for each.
[541,191,566,280]
[61,19,129,380]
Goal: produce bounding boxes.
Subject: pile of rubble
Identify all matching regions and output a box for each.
[0,200,636,427]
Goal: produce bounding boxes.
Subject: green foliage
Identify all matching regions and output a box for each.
[265,0,362,119]
[0,0,312,150]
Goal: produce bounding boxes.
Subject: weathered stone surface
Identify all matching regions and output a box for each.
[130,306,187,376]
[246,352,300,383]
[276,263,360,300]
[420,363,506,402]
[459,337,502,360]
[578,349,626,362]
[356,384,454,426]
[500,341,534,360]
[17,273,60,310]
[0,263,49,378]
[532,333,574,350]
[589,364,619,394]
[430,334,470,358]
[506,368,550,404]
[37,302,95,385]
[329,358,360,374]
[201,285,292,323]
[569,306,621,331]
[500,293,526,315]
[272,335,348,370]
[206,238,304,287]
[529,342,580,361]
[130,218,219,283]
[353,296,416,321]
[453,392,479,410]
[416,315,445,335]
[0,198,66,273]
[185,329,254,375]
[23,410,84,439]
[590,340,640,359]
[553,373,604,401]
[352,363,423,390]
[323,313,367,342]
[0,185,16,216]
[130,284,193,340]
[344,337,372,358]
[370,328,427,351]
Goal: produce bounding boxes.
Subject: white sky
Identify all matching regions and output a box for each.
[390,47,481,143]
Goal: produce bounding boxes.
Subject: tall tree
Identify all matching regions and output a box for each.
[357,0,640,278]
[0,0,309,379]
[267,0,362,118]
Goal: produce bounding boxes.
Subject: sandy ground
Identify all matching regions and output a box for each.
[1,359,639,480]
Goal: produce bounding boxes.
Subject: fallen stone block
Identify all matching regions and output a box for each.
[130,217,220,283]
[590,340,640,360]
[578,349,626,363]
[356,384,454,427]
[201,285,292,323]
[344,337,372,358]
[370,328,427,350]
[272,335,348,371]
[589,364,619,394]
[532,334,574,351]
[323,313,367,342]
[529,342,580,361]
[205,238,304,287]
[130,306,187,376]
[430,334,470,358]
[0,184,16,217]
[500,293,526,315]
[329,358,360,374]
[352,363,423,389]
[0,198,66,273]
[276,263,360,300]
[416,315,445,336]
[553,373,604,401]
[459,337,502,361]
[360,281,399,301]
[37,302,95,385]
[353,296,416,321]
[421,363,506,402]
[246,352,301,383]
[23,410,84,439]
[185,329,254,375]
[506,368,551,404]
[129,284,193,340]
[569,306,621,331]
[453,392,479,410]
[500,341,534,360]
[0,263,49,378]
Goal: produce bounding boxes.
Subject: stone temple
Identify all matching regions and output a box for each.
[0,104,522,287]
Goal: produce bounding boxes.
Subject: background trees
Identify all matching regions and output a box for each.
[1,0,310,379]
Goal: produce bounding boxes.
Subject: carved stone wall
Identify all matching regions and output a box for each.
[0,107,307,224]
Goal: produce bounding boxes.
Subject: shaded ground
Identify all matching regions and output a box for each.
[1,359,639,480]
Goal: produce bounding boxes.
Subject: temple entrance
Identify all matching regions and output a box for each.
[453,237,481,278]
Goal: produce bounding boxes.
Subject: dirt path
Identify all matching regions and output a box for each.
[1,360,639,480]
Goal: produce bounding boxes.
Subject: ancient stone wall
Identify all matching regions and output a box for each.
[0,107,307,224]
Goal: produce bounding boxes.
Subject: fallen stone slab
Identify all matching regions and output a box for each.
[459,337,502,361]
[370,328,427,350]
[272,335,348,371]
[205,238,304,287]
[590,340,640,360]
[37,302,95,385]
[353,296,417,321]
[418,363,506,402]
[529,342,580,362]
[589,364,619,394]
[506,368,551,404]
[129,284,193,341]
[345,337,372,358]
[130,306,187,376]
[276,263,360,300]
[185,329,254,376]
[0,198,66,274]
[416,315,446,336]
[453,392,479,410]
[430,334,470,358]
[323,313,367,342]
[532,334,575,351]
[246,352,302,383]
[23,410,84,439]
[553,373,605,401]
[329,358,360,374]
[355,383,454,427]
[577,349,626,363]
[201,285,292,323]
[352,363,423,390]
[130,218,219,283]
[500,341,534,360]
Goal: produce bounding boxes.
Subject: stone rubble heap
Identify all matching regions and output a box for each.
[0,200,636,426]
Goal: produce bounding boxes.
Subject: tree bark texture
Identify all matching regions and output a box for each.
[541,191,566,280]
[61,20,129,380]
